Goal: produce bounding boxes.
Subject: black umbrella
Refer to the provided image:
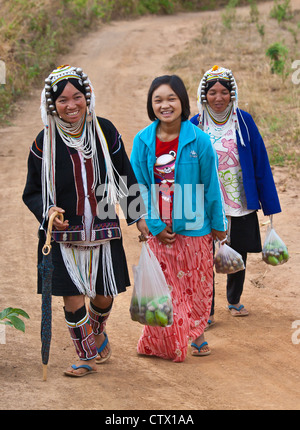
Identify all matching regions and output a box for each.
[38,211,63,381]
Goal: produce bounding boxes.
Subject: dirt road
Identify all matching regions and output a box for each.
[1,5,300,411]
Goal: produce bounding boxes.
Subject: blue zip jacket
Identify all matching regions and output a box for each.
[130,119,227,237]
[190,109,281,216]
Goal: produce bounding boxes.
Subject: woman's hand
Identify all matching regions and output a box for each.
[48,206,69,231]
[211,229,227,243]
[136,218,149,241]
[156,225,176,245]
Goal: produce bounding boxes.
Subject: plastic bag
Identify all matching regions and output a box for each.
[213,239,245,274]
[262,216,289,266]
[130,242,173,327]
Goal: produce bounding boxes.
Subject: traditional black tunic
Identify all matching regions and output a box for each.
[23,117,142,296]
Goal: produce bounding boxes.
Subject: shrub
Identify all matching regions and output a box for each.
[270,0,293,23]
[266,42,289,80]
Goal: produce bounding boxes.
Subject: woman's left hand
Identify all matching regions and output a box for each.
[136,218,149,241]
[211,229,227,243]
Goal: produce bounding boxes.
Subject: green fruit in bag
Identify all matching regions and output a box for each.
[155,310,168,327]
[283,250,289,261]
[268,255,279,266]
[145,310,156,326]
[158,295,170,304]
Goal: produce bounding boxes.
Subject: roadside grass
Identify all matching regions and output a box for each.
[0,0,299,169]
[167,3,300,169]
[0,0,229,125]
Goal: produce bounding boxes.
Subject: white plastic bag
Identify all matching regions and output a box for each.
[262,216,289,266]
[214,239,245,274]
[130,242,173,327]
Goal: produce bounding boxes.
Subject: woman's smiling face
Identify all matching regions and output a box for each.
[151,84,182,125]
[55,82,87,123]
[206,81,231,113]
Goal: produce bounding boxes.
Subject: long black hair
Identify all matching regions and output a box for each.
[147,75,190,121]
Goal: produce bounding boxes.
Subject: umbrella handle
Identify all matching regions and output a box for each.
[42,211,64,256]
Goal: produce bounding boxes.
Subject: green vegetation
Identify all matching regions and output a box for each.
[266,42,289,80]
[269,0,293,23]
[222,0,239,29]
[0,0,299,169]
[167,0,300,169]
[0,0,221,123]
[0,307,30,333]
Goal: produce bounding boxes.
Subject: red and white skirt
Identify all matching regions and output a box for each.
[137,232,213,362]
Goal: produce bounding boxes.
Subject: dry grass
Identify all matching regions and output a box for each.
[0,0,299,167]
[0,0,112,122]
[167,2,300,168]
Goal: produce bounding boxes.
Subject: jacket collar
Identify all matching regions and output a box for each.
[138,119,197,149]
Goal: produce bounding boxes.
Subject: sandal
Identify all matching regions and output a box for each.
[64,364,97,377]
[96,332,112,364]
[204,318,215,331]
[228,304,249,317]
[191,341,211,357]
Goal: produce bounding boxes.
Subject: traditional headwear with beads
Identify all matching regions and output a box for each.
[40,65,128,218]
[41,65,93,122]
[196,65,245,146]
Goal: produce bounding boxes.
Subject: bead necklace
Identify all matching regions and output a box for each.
[55,113,95,159]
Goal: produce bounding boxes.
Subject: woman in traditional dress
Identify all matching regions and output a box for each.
[23,65,147,377]
[190,65,281,321]
[130,75,227,362]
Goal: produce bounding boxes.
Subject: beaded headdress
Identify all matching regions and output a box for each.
[196,65,245,146]
[40,65,127,218]
[41,65,93,122]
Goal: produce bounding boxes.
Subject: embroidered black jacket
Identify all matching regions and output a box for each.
[23,116,143,243]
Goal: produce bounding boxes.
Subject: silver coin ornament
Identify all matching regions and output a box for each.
[44,67,92,116]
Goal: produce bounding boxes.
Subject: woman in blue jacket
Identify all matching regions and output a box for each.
[131,75,227,361]
[191,65,281,321]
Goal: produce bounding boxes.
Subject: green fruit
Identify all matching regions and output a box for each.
[145,310,156,326]
[155,310,168,327]
[158,295,169,304]
[141,297,151,306]
[283,250,289,261]
[267,255,279,266]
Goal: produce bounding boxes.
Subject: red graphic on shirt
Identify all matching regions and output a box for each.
[154,137,179,220]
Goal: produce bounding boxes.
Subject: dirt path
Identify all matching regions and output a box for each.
[1,4,300,411]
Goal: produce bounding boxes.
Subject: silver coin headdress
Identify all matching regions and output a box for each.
[40,65,127,219]
[196,65,245,146]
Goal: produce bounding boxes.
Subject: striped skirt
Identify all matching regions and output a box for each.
[137,233,213,362]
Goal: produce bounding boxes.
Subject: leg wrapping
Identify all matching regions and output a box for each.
[64,305,97,360]
[88,301,113,336]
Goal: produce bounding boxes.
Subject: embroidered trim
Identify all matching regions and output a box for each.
[91,224,121,242]
[65,312,97,360]
[52,222,121,243]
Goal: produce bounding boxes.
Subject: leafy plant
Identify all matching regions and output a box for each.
[0,307,30,333]
[266,42,289,80]
[248,0,259,23]
[270,0,293,23]
[256,23,265,40]
[222,0,239,29]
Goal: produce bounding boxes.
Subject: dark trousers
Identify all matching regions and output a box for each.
[210,251,247,315]
[227,251,247,305]
[210,211,261,316]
